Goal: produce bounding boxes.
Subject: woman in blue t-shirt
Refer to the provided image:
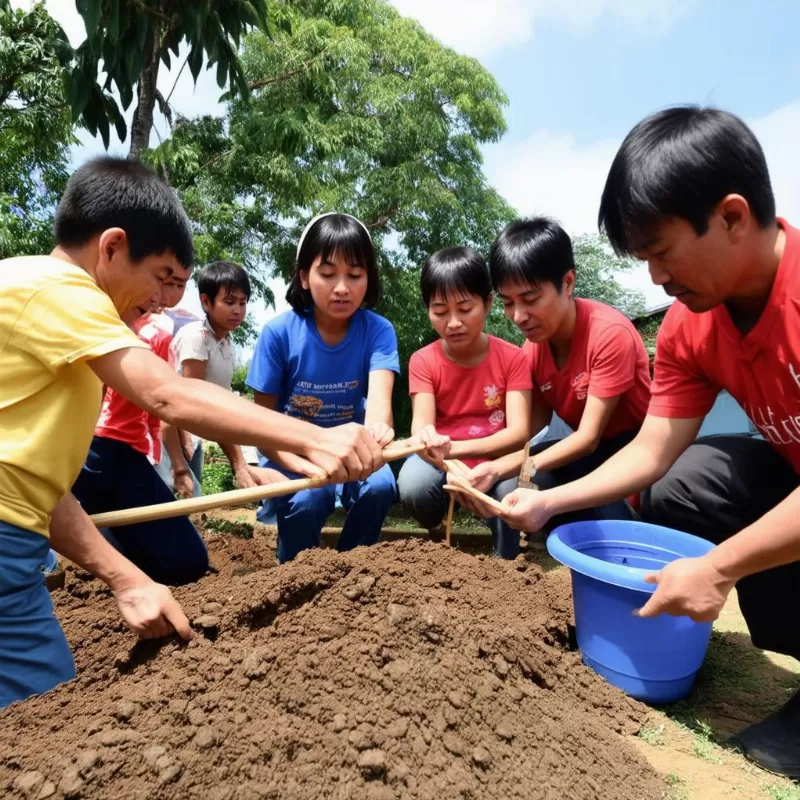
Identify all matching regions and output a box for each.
[247,213,400,562]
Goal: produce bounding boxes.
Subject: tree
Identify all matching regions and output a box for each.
[67,0,270,158]
[573,234,645,318]
[0,0,75,258]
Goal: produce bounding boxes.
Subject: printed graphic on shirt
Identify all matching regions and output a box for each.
[285,380,362,423]
[484,384,501,407]
[572,371,589,401]
[745,363,800,446]
[489,409,506,427]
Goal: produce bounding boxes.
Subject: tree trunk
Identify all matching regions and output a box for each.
[128,27,161,161]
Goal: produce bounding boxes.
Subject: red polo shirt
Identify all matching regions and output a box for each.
[650,218,800,474]
[524,298,651,438]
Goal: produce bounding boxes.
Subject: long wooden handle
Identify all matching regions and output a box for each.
[90,440,424,529]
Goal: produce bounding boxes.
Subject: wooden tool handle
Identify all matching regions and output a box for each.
[90,440,424,529]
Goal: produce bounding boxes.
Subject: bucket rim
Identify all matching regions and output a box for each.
[546,520,716,593]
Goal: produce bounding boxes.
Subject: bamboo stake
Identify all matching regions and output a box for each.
[444,495,455,547]
[90,440,424,529]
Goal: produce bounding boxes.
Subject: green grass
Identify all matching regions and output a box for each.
[765,786,800,800]
[203,516,254,539]
[638,722,666,747]
[665,772,689,800]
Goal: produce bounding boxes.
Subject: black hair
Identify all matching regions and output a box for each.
[54,156,194,268]
[420,246,492,307]
[489,217,574,292]
[286,214,380,313]
[598,106,776,256]
[198,261,251,303]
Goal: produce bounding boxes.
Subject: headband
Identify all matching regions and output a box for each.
[296,212,372,259]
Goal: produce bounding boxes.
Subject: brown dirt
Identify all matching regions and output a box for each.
[0,533,664,800]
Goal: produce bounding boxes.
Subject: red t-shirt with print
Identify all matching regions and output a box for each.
[408,335,533,467]
[524,298,650,438]
[94,314,173,461]
[650,219,800,474]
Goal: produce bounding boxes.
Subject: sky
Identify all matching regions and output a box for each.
[22,0,800,319]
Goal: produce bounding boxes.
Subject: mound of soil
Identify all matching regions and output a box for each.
[0,535,663,800]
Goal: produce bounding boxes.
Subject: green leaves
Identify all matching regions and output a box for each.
[65,0,271,157]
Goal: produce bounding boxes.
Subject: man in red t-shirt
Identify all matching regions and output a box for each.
[72,266,209,585]
[454,217,650,533]
[488,107,800,776]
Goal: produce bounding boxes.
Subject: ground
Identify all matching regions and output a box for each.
[212,505,800,800]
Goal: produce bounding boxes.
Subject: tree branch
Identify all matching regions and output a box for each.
[248,56,321,91]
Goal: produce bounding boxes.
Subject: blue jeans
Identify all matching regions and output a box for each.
[397,455,520,559]
[0,522,76,709]
[73,436,208,586]
[256,459,397,563]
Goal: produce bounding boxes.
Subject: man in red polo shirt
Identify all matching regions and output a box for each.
[488,107,800,776]
[453,217,651,558]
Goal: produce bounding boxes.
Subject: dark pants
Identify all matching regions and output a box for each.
[72,436,209,586]
[534,430,639,529]
[642,435,800,659]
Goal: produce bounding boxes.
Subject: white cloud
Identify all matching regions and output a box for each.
[484,99,800,308]
[391,0,695,59]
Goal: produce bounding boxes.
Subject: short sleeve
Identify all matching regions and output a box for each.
[246,323,287,395]
[11,278,144,368]
[649,309,718,418]
[504,347,533,391]
[587,324,638,399]
[368,316,400,374]
[171,324,209,369]
[408,349,435,395]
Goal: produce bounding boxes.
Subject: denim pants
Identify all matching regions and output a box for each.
[0,522,76,709]
[256,458,397,563]
[397,455,520,559]
[73,436,208,586]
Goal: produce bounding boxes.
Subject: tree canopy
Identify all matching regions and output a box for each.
[0,0,75,258]
[67,0,270,157]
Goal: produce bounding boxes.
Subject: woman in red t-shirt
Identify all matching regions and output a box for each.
[398,246,533,558]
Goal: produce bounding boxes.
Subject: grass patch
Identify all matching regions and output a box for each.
[665,772,689,800]
[766,786,800,800]
[638,722,666,747]
[203,516,254,540]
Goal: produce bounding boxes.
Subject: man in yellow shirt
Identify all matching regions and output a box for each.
[0,157,385,708]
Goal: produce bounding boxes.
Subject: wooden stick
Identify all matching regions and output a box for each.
[443,475,506,516]
[90,440,424,529]
[444,495,455,547]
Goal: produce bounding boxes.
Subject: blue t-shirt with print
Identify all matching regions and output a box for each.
[247,309,400,427]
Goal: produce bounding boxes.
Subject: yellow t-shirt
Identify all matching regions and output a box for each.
[0,256,147,537]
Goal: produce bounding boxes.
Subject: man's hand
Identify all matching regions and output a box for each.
[497,487,554,532]
[366,422,395,449]
[303,423,385,483]
[173,469,194,499]
[636,556,736,622]
[448,462,499,519]
[416,425,451,467]
[235,464,285,488]
[113,580,194,641]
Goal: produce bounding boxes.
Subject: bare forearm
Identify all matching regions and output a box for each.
[261,449,315,475]
[531,431,598,475]
[364,400,393,429]
[709,487,800,581]
[450,427,528,460]
[149,379,314,456]
[49,493,147,592]
[491,449,527,481]
[221,442,247,472]
[162,422,188,471]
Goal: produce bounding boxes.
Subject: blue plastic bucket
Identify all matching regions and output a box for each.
[547,520,715,704]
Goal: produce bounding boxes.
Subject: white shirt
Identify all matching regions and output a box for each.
[170,318,235,389]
